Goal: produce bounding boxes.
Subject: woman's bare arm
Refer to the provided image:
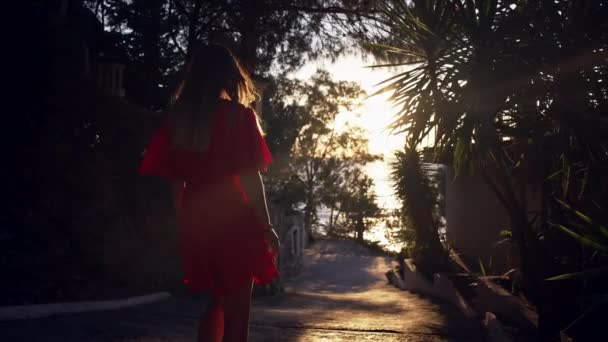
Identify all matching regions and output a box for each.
[241,171,279,253]
[240,171,271,227]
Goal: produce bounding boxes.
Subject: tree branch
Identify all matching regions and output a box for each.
[273,5,379,17]
[170,32,187,57]
[171,0,189,17]
[167,0,187,57]
[319,131,336,161]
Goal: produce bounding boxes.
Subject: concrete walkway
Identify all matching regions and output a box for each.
[0,239,482,341]
[249,239,482,341]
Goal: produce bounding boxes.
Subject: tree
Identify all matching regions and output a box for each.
[339,169,381,241]
[367,0,607,337]
[85,0,381,109]
[85,0,178,110]
[263,70,378,240]
[262,77,309,210]
[290,71,373,240]
[391,146,448,274]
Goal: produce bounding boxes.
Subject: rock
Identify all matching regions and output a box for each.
[433,273,476,318]
[385,270,394,284]
[473,277,537,336]
[503,269,523,291]
[385,269,406,290]
[393,271,406,290]
[483,311,512,342]
[401,259,436,295]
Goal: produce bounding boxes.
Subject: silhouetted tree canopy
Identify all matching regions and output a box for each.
[262,70,378,239]
[84,0,382,109]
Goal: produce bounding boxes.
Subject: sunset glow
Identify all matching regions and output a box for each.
[294,55,406,211]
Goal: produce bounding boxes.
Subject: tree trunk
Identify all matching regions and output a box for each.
[186,0,203,56]
[403,148,446,261]
[356,215,364,241]
[480,161,544,302]
[303,179,315,243]
[140,0,162,109]
[328,206,334,236]
[238,0,264,74]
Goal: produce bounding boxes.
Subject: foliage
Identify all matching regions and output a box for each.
[84,0,380,109]
[263,70,379,239]
[368,0,608,337]
[5,2,185,304]
[384,208,416,253]
[545,201,608,336]
[334,168,382,240]
[390,147,449,274]
[12,0,383,303]
[261,76,310,211]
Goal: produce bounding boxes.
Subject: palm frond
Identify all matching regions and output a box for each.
[546,266,608,281]
[552,223,608,254]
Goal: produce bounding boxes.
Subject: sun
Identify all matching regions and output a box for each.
[295,54,407,210]
[294,54,410,248]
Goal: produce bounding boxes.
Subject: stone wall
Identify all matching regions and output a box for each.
[445,168,542,274]
[253,205,306,296]
[274,212,306,277]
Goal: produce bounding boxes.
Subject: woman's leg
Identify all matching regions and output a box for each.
[198,296,224,342]
[223,280,254,342]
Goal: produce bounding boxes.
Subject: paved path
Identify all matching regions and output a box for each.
[249,239,482,341]
[0,239,482,341]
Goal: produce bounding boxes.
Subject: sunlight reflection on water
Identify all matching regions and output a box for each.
[293,56,448,254]
[316,207,404,253]
[314,163,447,253]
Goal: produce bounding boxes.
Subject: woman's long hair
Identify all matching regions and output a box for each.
[167,44,256,150]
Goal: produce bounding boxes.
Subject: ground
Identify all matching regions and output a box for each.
[0,238,482,341]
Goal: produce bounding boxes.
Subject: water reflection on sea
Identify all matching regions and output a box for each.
[314,163,447,253]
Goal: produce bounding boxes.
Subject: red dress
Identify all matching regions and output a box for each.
[139,100,278,296]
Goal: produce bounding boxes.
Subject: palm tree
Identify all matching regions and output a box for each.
[368,0,608,306]
[391,145,448,275]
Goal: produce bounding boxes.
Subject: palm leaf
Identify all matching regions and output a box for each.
[362,42,427,59]
[478,258,487,276]
[546,266,608,281]
[558,301,602,336]
[555,199,608,239]
[553,223,608,254]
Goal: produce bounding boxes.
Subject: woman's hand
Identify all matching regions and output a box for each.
[264,227,280,255]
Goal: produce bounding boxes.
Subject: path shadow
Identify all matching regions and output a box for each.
[254,290,407,315]
[288,240,393,294]
[252,288,482,341]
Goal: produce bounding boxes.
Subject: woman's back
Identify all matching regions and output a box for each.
[140,99,271,187]
[139,44,278,342]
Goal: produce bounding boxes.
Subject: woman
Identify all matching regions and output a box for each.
[139,44,280,342]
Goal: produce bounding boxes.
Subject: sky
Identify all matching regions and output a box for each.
[291,54,406,210]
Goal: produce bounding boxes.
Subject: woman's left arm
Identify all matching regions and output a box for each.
[241,171,280,254]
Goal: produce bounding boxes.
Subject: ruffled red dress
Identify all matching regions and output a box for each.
[139,100,278,296]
